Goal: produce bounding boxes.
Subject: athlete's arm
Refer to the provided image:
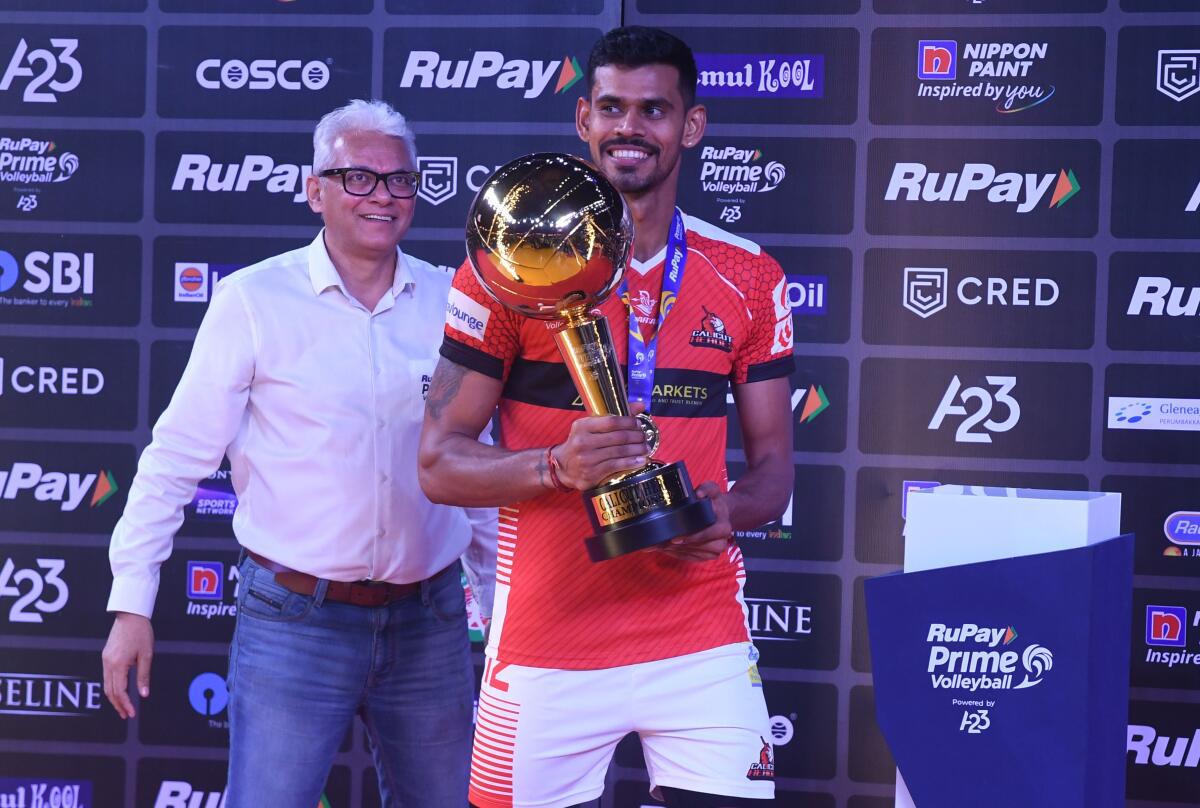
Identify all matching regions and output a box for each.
[662,375,793,561]
[417,357,649,508]
[726,375,794,527]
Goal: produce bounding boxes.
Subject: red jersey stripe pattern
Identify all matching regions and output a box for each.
[442,214,794,670]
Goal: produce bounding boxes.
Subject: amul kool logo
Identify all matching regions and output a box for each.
[695,53,824,98]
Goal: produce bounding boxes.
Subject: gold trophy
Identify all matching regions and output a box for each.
[465,152,716,562]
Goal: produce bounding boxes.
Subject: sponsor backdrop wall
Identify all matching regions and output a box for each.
[0,1,1197,807]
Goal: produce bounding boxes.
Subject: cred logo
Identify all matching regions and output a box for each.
[0,359,103,396]
[195,58,330,91]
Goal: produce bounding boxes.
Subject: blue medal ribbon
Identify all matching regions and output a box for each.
[619,208,687,411]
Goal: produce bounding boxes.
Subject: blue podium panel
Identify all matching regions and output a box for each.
[865,535,1133,808]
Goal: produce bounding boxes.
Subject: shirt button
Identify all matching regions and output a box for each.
[380,472,389,483]
[377,419,385,429]
[377,528,385,539]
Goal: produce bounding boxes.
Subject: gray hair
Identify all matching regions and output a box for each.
[312,99,417,173]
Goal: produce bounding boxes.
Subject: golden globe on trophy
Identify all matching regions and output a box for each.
[465,152,716,562]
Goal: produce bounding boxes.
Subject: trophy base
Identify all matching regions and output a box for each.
[582,462,717,562]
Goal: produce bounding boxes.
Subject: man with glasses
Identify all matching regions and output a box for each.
[102,99,494,807]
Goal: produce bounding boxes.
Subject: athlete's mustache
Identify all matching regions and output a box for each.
[600,138,660,157]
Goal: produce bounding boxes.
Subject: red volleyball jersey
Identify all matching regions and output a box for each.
[442,213,794,670]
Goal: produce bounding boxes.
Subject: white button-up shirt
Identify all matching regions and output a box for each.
[108,232,496,619]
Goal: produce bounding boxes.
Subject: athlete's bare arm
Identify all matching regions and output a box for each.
[660,375,794,562]
[418,357,649,508]
[726,375,794,527]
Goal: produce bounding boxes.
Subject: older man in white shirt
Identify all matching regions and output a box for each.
[101,99,494,808]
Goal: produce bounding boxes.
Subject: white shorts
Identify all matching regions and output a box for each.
[469,642,776,808]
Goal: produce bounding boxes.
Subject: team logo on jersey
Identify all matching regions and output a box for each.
[745,737,775,780]
[689,307,733,352]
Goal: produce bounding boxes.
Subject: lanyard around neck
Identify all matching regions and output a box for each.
[618,208,687,412]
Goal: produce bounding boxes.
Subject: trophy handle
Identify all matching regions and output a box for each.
[635,412,661,458]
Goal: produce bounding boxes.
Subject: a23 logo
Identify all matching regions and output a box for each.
[928,375,1021,444]
[0,557,68,623]
[0,38,82,103]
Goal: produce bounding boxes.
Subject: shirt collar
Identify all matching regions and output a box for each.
[306,229,416,302]
[628,211,687,275]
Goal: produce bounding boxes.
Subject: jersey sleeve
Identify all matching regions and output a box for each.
[440,259,522,381]
[732,251,795,384]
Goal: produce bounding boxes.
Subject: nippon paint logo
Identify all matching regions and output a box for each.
[398,50,582,99]
[884,162,1079,212]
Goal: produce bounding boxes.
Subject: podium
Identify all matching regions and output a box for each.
[865,486,1132,808]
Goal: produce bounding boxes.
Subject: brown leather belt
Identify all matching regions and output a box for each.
[246,550,447,608]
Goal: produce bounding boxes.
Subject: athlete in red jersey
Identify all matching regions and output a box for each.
[420,27,794,808]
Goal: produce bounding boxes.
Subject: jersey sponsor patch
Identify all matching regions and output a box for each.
[446,287,490,341]
[771,276,790,321]
[772,317,794,355]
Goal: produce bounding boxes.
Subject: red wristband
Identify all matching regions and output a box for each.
[545,444,572,493]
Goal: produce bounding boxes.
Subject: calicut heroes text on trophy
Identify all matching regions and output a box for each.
[465,152,716,562]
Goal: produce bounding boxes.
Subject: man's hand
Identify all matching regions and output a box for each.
[101,612,154,719]
[658,481,732,562]
[550,414,648,491]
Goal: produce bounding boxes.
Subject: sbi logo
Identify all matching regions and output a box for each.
[0,249,93,295]
[187,672,229,717]
[195,58,331,91]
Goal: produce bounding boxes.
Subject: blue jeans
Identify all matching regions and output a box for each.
[226,555,474,807]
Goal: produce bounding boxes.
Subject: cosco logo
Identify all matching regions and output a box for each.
[0,38,82,103]
[928,375,1021,444]
[0,557,68,623]
[195,58,330,91]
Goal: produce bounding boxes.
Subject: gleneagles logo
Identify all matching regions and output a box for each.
[926,622,1054,692]
[399,50,583,99]
[885,162,1080,213]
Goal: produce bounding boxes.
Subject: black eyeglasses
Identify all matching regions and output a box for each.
[319,167,421,199]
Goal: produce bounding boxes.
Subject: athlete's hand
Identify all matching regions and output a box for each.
[658,481,732,562]
[551,412,648,491]
[102,611,154,719]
